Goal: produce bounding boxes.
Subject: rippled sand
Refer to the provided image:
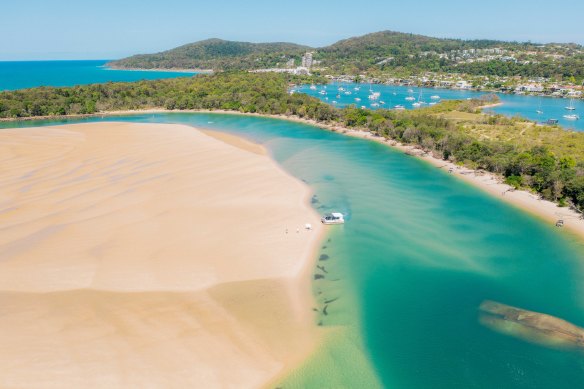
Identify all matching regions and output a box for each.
[0,122,322,388]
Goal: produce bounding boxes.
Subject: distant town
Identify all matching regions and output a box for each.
[253,48,584,99]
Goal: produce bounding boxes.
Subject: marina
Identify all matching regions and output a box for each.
[298,82,584,131]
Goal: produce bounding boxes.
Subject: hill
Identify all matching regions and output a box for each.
[108,31,584,81]
[108,38,311,70]
[316,31,583,80]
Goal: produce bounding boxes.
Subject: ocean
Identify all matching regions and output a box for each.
[4,113,584,388]
[0,60,195,91]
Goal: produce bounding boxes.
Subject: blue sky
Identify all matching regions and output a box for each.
[2,0,583,60]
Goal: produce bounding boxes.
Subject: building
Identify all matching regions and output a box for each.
[301,52,313,68]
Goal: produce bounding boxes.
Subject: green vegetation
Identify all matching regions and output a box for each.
[108,31,584,82]
[2,72,584,212]
[318,31,584,81]
[109,39,309,70]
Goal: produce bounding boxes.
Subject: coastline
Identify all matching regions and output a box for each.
[0,121,325,387]
[4,108,584,240]
[104,65,212,74]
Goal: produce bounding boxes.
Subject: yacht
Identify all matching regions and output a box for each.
[394,104,406,110]
[319,90,326,95]
[321,212,345,225]
[368,91,381,100]
[564,114,580,120]
[430,95,440,100]
[405,96,416,101]
[355,97,361,102]
[344,91,352,95]
[565,98,576,111]
[371,102,380,107]
[309,84,317,90]
[354,86,360,91]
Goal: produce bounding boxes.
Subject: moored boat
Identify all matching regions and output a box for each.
[563,114,580,120]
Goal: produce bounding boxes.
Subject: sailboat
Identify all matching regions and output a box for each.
[563,114,580,120]
[536,97,543,114]
[412,89,426,108]
[368,83,380,100]
[405,88,415,101]
[565,97,576,111]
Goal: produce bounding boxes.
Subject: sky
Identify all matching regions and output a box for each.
[2,0,583,60]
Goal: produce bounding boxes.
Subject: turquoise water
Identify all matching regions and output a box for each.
[299,82,584,131]
[4,113,584,387]
[0,60,196,91]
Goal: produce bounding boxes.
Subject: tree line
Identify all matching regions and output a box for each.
[2,72,584,211]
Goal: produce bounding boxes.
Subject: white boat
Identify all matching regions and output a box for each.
[415,89,426,106]
[344,91,352,95]
[368,83,380,100]
[361,105,367,109]
[408,88,414,93]
[319,90,326,95]
[394,104,405,110]
[332,100,338,104]
[430,95,440,100]
[338,87,345,92]
[379,101,386,105]
[429,102,437,106]
[565,98,576,111]
[564,114,580,120]
[536,97,543,114]
[321,212,344,225]
[354,86,360,91]
[412,102,422,108]
[309,85,317,90]
[355,97,361,102]
[405,96,416,101]
[371,103,380,107]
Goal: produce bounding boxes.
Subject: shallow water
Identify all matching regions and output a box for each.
[4,113,584,388]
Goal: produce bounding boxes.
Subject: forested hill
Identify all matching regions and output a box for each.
[108,39,310,70]
[108,31,584,81]
[318,31,584,79]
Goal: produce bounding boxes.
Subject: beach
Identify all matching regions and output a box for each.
[0,122,322,387]
[3,108,583,237]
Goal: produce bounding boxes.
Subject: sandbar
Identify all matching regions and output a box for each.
[0,122,322,388]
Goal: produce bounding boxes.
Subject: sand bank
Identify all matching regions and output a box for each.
[0,122,322,388]
[4,108,582,239]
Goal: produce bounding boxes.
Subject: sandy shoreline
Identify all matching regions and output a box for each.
[0,122,324,387]
[4,107,583,239]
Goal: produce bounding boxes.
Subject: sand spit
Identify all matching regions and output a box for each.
[4,107,582,237]
[0,122,322,388]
